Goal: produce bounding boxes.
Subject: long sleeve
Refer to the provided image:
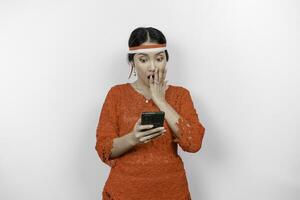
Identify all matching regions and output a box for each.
[173,88,206,153]
[95,87,119,167]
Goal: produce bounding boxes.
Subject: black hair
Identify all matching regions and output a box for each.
[127,27,169,79]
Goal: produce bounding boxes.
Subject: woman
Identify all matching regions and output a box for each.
[95,27,206,200]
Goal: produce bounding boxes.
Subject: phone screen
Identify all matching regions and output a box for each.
[141,111,165,128]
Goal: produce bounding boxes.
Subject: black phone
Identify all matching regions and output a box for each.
[141,111,165,128]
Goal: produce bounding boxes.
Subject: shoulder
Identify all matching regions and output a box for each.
[168,84,190,96]
[102,84,126,107]
[112,83,129,90]
[104,83,130,100]
[106,83,126,93]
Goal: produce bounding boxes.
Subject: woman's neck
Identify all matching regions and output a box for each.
[132,79,151,97]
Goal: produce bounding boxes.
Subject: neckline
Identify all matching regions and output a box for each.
[127,83,171,102]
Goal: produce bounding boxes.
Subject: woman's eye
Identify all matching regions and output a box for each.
[157,57,164,62]
[139,58,146,63]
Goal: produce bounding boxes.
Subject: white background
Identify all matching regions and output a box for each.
[0,0,299,199]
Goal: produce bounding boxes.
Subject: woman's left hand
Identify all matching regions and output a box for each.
[150,68,168,105]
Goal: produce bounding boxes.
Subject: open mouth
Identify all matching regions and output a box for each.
[147,75,154,80]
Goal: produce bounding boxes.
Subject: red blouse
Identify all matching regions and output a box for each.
[95,83,205,200]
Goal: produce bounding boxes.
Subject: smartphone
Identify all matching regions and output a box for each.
[141,111,165,128]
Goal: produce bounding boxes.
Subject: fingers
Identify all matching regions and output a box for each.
[137,124,154,131]
[140,129,166,143]
[155,68,167,85]
[134,118,141,127]
[154,68,159,84]
[143,126,165,136]
[150,73,154,85]
[159,68,163,84]
[135,126,166,144]
[150,68,167,89]
[162,67,167,81]
[143,131,164,142]
[164,80,168,90]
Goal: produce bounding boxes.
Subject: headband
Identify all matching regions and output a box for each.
[128,43,167,54]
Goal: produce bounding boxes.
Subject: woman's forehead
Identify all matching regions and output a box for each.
[136,51,165,57]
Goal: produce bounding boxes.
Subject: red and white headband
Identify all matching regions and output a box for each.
[128,43,167,54]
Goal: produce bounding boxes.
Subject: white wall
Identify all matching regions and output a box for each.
[0,0,299,199]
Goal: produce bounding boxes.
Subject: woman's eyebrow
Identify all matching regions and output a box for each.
[137,51,164,56]
[155,51,164,55]
[137,53,147,56]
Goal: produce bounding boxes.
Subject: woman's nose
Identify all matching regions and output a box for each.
[149,69,155,74]
[149,61,156,71]
[149,66,156,73]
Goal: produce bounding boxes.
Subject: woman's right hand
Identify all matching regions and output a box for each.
[130,118,166,145]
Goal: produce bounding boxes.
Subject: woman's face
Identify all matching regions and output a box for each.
[132,42,167,86]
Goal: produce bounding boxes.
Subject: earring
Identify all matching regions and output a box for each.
[133,67,136,76]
